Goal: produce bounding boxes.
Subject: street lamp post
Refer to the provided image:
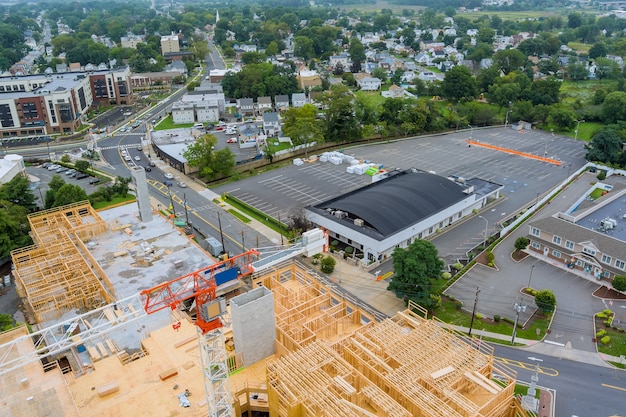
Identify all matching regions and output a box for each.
[575,119,585,141]
[543,137,548,157]
[527,265,536,291]
[505,109,512,128]
[478,215,488,250]
[468,124,474,141]
[511,303,527,344]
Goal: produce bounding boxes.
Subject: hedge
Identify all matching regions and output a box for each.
[223,193,290,236]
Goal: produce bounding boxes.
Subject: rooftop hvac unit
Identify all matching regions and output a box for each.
[334,210,346,219]
[601,217,617,230]
[354,218,364,227]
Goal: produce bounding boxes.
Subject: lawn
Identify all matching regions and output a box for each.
[433,300,550,342]
[266,140,292,153]
[153,115,193,131]
[92,194,136,210]
[355,90,387,109]
[567,42,592,54]
[597,328,626,358]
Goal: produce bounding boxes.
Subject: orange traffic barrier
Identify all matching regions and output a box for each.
[467,140,561,166]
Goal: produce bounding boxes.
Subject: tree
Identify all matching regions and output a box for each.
[493,49,527,75]
[530,77,561,106]
[566,63,588,81]
[441,65,476,102]
[183,134,234,180]
[387,240,444,309]
[535,289,556,313]
[282,104,323,155]
[0,200,32,258]
[371,67,387,83]
[549,107,577,130]
[514,237,529,252]
[602,92,626,124]
[75,160,91,173]
[613,275,626,292]
[0,175,37,212]
[348,38,366,66]
[320,255,336,273]
[52,184,88,207]
[294,36,315,60]
[537,58,559,76]
[585,129,623,164]
[595,58,620,81]
[317,85,360,143]
[588,43,608,59]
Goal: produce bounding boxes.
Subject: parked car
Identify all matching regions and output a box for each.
[47,164,59,171]
[226,138,237,143]
[88,178,99,184]
[124,155,132,161]
[76,173,89,179]
[164,173,174,179]
[177,182,187,188]
[134,155,141,161]
[65,169,76,176]
[42,162,51,168]
[149,161,156,167]
[55,166,68,173]
[216,126,225,131]
[144,166,152,172]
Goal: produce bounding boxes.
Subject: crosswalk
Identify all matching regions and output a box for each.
[97,143,142,151]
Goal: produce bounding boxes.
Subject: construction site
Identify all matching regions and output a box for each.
[1,200,530,417]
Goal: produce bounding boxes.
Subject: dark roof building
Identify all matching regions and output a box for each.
[306,169,502,263]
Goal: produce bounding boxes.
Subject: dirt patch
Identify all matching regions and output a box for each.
[512,250,529,262]
[593,286,626,300]
[474,251,496,269]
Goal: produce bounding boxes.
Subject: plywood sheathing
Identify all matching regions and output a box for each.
[11,201,114,323]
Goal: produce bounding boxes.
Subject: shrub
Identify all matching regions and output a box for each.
[514,236,530,251]
[596,329,607,338]
[476,313,483,320]
[604,320,612,327]
[535,289,556,312]
[455,300,463,310]
[597,312,607,319]
[487,261,494,267]
[430,294,442,309]
[486,251,495,263]
[597,171,606,181]
[503,317,515,325]
[531,290,538,296]
[600,335,611,345]
[452,262,464,271]
[330,240,339,247]
[442,272,452,280]
[344,246,354,255]
[604,309,613,315]
[612,275,626,292]
[320,256,336,274]
[494,315,500,322]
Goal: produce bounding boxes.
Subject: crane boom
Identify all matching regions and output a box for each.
[140,249,259,416]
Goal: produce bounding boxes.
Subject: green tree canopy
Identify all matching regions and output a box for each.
[493,49,527,75]
[52,184,89,207]
[535,289,556,313]
[183,134,234,180]
[602,91,626,124]
[0,175,37,212]
[441,65,477,102]
[282,104,324,152]
[613,275,626,292]
[317,85,361,143]
[0,200,32,258]
[388,240,444,309]
[585,129,623,165]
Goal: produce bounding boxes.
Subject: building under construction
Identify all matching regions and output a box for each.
[1,202,529,417]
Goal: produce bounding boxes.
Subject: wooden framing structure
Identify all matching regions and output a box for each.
[12,201,115,323]
[254,262,524,417]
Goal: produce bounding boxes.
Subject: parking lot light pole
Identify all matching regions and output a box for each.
[478,215,488,250]
[527,265,536,291]
[575,119,585,141]
[505,109,512,128]
[511,303,527,345]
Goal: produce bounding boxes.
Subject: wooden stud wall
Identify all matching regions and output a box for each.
[11,202,113,323]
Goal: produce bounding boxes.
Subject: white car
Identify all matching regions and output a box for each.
[124,155,132,161]
[134,155,141,161]
[121,149,128,156]
[164,173,174,179]
[177,182,187,188]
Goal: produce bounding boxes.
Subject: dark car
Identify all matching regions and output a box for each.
[88,178,100,185]
[144,166,152,172]
[76,173,89,179]
[149,161,156,167]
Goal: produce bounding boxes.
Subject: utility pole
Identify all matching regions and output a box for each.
[468,286,480,337]
[241,230,245,252]
[183,193,189,226]
[217,210,226,258]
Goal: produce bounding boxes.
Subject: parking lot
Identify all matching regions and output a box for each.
[212,127,588,223]
[27,164,110,207]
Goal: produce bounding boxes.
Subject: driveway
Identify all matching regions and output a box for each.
[445,171,616,352]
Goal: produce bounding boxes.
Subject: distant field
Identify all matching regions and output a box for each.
[463,10,563,20]
[567,42,592,53]
[338,1,424,13]
[561,80,616,107]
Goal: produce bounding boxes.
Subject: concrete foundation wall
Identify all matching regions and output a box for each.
[130,166,152,222]
[230,286,275,366]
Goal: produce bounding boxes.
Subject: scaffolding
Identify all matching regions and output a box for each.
[11,201,114,323]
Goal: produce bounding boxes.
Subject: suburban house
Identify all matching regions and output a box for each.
[257,96,273,114]
[237,98,255,115]
[262,111,281,137]
[297,68,323,89]
[357,77,382,91]
[275,95,289,111]
[291,93,307,108]
[329,53,351,69]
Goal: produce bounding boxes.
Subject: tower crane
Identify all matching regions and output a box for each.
[140,249,259,417]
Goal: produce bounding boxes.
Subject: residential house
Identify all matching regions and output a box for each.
[401,71,416,83]
[165,61,187,75]
[291,93,307,108]
[121,33,145,49]
[262,111,281,137]
[275,95,289,111]
[237,98,255,115]
[607,55,624,69]
[382,85,405,98]
[357,77,382,91]
[418,70,440,82]
[329,53,351,70]
[297,68,322,89]
[171,102,196,124]
[257,96,273,114]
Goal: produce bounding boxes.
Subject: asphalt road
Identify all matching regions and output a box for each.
[494,344,626,417]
